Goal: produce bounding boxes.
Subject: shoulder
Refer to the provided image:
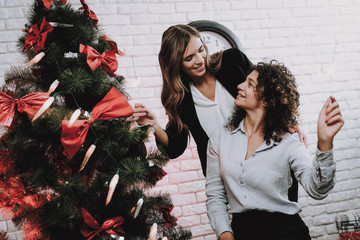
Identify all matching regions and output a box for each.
[281,132,300,145]
[218,48,252,75]
[208,125,230,146]
[222,48,249,63]
[280,132,307,153]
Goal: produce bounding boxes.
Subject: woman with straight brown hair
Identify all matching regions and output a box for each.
[133,24,252,174]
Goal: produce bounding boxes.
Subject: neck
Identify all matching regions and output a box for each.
[243,110,265,137]
[192,72,214,86]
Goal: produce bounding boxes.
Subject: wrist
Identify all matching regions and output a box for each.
[318,138,333,152]
[152,122,162,134]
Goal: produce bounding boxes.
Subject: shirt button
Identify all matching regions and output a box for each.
[244,195,247,199]
[240,163,243,167]
[240,180,244,184]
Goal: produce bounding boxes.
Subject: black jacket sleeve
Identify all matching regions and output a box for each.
[156,123,188,159]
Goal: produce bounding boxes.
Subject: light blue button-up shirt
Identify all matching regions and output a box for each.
[206,120,336,238]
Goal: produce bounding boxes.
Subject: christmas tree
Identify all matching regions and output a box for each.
[0,0,191,239]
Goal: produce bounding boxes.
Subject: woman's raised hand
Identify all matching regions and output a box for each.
[132,103,169,146]
[317,96,344,151]
[289,126,308,147]
[132,103,158,127]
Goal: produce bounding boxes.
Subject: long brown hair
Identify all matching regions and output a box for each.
[158,24,223,134]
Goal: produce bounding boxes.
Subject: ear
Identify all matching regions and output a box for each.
[262,99,268,107]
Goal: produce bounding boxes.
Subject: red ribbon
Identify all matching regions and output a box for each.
[79,0,98,27]
[60,87,133,159]
[41,0,51,10]
[81,208,125,240]
[159,206,177,227]
[102,35,125,56]
[41,0,67,11]
[79,44,118,77]
[23,18,53,52]
[0,92,49,127]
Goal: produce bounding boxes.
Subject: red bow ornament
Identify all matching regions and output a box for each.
[79,44,118,77]
[41,0,51,10]
[81,208,125,240]
[102,35,125,56]
[0,92,49,127]
[60,87,133,159]
[41,0,67,10]
[159,206,177,227]
[23,18,54,52]
[79,0,98,27]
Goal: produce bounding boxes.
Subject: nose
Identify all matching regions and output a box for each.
[194,53,203,64]
[237,81,245,90]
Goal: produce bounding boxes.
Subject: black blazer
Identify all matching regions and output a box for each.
[159,48,250,173]
[158,48,298,201]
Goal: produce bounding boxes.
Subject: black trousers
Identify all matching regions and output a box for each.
[231,210,311,240]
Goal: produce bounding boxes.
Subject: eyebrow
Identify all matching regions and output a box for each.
[248,77,257,85]
[183,45,203,59]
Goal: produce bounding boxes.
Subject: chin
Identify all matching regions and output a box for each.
[234,101,242,107]
[192,71,205,78]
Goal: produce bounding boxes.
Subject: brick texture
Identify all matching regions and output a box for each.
[1,0,360,239]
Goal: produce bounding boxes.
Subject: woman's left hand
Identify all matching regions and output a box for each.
[289,126,308,147]
[317,96,344,151]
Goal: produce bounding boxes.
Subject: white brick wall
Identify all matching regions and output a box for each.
[1,0,360,239]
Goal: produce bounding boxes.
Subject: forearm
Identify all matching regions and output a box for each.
[153,123,169,147]
[206,139,232,238]
[299,149,336,199]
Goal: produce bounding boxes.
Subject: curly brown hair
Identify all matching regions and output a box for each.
[226,60,300,144]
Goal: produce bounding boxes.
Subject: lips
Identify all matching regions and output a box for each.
[194,63,204,72]
[237,92,245,98]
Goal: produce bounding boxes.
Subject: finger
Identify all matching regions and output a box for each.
[303,135,308,148]
[326,101,340,115]
[329,95,337,103]
[298,132,304,143]
[321,97,332,114]
[132,112,147,118]
[132,107,147,113]
[326,114,344,125]
[289,127,295,134]
[326,108,341,122]
[134,103,145,108]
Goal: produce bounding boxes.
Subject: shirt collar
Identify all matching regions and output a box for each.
[231,119,281,152]
[230,119,245,134]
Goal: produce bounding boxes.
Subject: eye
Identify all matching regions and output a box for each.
[184,56,192,62]
[199,46,204,52]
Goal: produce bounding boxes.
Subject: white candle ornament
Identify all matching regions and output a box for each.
[79,143,96,172]
[47,80,59,95]
[49,22,73,27]
[67,109,81,127]
[22,52,45,70]
[32,96,54,122]
[148,222,158,240]
[148,160,154,167]
[133,198,144,219]
[106,169,120,206]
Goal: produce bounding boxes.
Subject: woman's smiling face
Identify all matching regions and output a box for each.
[235,70,263,110]
[181,36,207,80]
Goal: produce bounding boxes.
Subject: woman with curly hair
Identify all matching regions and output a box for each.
[206,60,344,240]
